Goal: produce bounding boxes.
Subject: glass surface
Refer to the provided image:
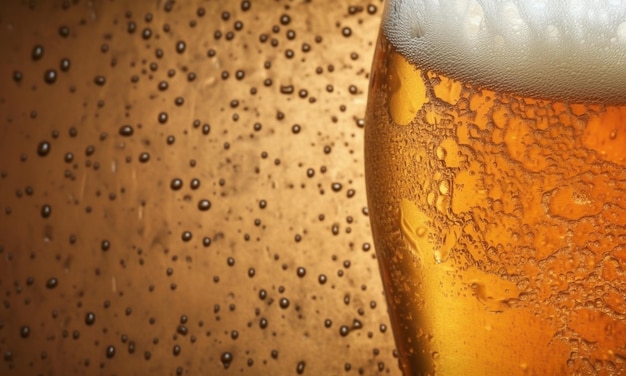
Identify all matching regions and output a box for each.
[0,1,400,375]
[365,1,626,375]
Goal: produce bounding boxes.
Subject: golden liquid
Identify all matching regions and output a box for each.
[365,34,626,375]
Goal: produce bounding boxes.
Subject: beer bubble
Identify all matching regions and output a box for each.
[93,75,106,86]
[43,69,57,84]
[138,152,150,163]
[101,240,110,251]
[170,178,183,190]
[158,112,168,124]
[40,205,52,218]
[220,352,233,369]
[59,59,71,72]
[45,278,58,289]
[58,26,70,37]
[37,141,51,157]
[85,312,96,325]
[31,45,44,60]
[296,267,306,277]
[141,28,152,39]
[279,298,290,308]
[19,326,30,338]
[296,361,306,374]
[197,199,211,211]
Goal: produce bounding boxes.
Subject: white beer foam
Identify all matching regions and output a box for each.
[384,0,626,103]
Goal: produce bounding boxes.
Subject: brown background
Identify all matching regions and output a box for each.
[0,0,400,375]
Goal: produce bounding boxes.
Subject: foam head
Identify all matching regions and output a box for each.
[384,0,626,104]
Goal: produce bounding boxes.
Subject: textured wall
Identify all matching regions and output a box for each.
[0,1,400,375]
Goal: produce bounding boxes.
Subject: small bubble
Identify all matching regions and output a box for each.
[198,199,211,211]
[175,41,186,53]
[12,71,23,82]
[93,75,106,86]
[296,361,306,374]
[20,326,30,338]
[202,237,211,247]
[296,267,306,277]
[170,178,183,190]
[85,312,96,325]
[58,26,70,37]
[101,240,110,251]
[37,141,51,156]
[45,277,58,289]
[279,298,290,309]
[221,352,233,369]
[40,205,52,219]
[280,14,291,25]
[64,152,74,163]
[32,45,44,60]
[339,325,350,336]
[158,112,168,124]
[118,125,134,137]
[60,58,71,72]
[44,69,57,84]
[105,345,115,359]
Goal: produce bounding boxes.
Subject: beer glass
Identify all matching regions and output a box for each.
[365,1,626,374]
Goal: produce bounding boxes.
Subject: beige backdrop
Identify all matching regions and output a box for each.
[0,0,400,375]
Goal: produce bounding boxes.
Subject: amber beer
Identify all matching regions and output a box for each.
[365,1,626,375]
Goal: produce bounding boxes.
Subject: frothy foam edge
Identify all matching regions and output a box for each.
[384,0,626,104]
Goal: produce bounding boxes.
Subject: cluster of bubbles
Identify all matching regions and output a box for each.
[0,0,398,374]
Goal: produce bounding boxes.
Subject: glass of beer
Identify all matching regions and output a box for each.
[365,1,626,374]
